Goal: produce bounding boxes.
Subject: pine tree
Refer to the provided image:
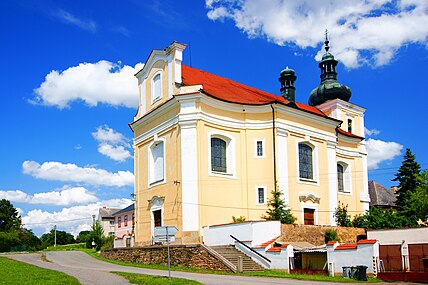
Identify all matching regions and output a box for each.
[392,148,421,210]
[262,188,296,224]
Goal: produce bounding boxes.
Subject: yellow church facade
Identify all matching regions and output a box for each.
[130,41,370,245]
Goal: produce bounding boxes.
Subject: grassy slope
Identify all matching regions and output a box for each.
[114,272,202,285]
[0,256,80,285]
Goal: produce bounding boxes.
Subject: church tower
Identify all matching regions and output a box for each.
[279,67,297,102]
[308,31,351,106]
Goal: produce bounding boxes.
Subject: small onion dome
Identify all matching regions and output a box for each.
[280,66,295,76]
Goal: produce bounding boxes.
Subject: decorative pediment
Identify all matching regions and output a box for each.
[299,193,320,204]
[148,195,165,207]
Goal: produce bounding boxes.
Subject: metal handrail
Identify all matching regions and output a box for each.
[230,235,271,263]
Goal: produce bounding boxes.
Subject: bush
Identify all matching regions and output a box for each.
[324,229,340,243]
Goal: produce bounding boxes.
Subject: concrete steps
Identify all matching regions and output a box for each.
[210,245,265,272]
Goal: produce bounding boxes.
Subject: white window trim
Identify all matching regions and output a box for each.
[255,185,267,205]
[208,131,236,178]
[151,71,162,104]
[254,139,266,158]
[337,161,352,195]
[150,203,164,239]
[296,140,319,185]
[148,137,166,187]
[301,202,318,225]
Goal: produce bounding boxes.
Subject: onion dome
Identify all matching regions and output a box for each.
[308,31,351,106]
[279,66,297,102]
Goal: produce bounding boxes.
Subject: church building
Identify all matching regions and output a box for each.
[130,38,370,245]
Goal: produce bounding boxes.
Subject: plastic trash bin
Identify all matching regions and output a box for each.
[349,266,358,279]
[356,265,368,281]
[342,266,350,278]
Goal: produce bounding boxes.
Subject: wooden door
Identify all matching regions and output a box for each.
[153,210,162,227]
[304,208,315,225]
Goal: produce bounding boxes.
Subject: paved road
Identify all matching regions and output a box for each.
[5,251,418,285]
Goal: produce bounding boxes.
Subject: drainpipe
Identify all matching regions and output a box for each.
[271,104,278,191]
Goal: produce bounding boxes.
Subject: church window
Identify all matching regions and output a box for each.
[152,72,162,103]
[337,163,344,192]
[299,143,313,180]
[256,186,266,204]
[347,119,352,133]
[255,139,264,157]
[149,140,165,185]
[211,137,227,172]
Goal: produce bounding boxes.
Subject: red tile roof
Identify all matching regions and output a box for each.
[266,244,288,252]
[357,239,377,244]
[181,65,327,117]
[255,236,279,248]
[335,244,357,250]
[326,241,337,246]
[337,127,365,140]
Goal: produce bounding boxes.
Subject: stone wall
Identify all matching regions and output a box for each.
[101,244,230,271]
[280,224,366,246]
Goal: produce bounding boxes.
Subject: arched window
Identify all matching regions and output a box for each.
[337,163,344,192]
[152,73,162,102]
[211,137,226,172]
[299,143,313,180]
[149,141,164,184]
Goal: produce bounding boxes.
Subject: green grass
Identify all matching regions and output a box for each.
[245,270,381,283]
[0,256,80,285]
[114,272,202,285]
[43,243,87,251]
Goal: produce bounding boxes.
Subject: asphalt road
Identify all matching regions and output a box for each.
[5,251,417,285]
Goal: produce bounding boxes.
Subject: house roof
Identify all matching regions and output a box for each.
[181,65,328,118]
[368,181,397,207]
[113,204,135,216]
[98,207,121,219]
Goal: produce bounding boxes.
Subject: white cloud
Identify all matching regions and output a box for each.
[366,138,403,170]
[92,125,132,162]
[0,186,98,206]
[206,0,428,68]
[32,61,144,108]
[21,198,132,236]
[22,160,134,187]
[365,127,380,136]
[52,9,97,33]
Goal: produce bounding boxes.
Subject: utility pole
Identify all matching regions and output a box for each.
[54,225,57,250]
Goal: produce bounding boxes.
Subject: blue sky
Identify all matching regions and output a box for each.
[1,0,427,236]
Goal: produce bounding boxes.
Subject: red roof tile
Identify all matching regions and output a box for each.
[326,241,337,246]
[337,127,365,140]
[357,239,377,244]
[267,247,282,252]
[335,244,357,250]
[181,65,328,118]
[255,236,279,248]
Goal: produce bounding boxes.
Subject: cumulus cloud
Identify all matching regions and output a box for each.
[0,186,98,206]
[206,0,428,68]
[21,198,132,236]
[366,138,403,170]
[32,61,143,108]
[52,9,97,33]
[92,125,132,162]
[22,160,134,187]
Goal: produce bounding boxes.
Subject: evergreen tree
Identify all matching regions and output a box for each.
[392,148,421,211]
[262,188,296,224]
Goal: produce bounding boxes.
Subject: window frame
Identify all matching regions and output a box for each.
[255,185,267,205]
[296,140,319,185]
[151,71,162,104]
[124,214,128,227]
[117,216,121,228]
[148,138,166,187]
[254,139,265,158]
[337,161,352,194]
[208,132,236,178]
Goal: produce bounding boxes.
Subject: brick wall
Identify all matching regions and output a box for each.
[280,224,365,246]
[101,244,230,271]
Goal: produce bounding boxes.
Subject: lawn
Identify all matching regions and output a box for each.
[114,272,202,285]
[0,256,80,285]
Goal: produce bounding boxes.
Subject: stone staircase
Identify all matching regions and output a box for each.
[210,245,265,272]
